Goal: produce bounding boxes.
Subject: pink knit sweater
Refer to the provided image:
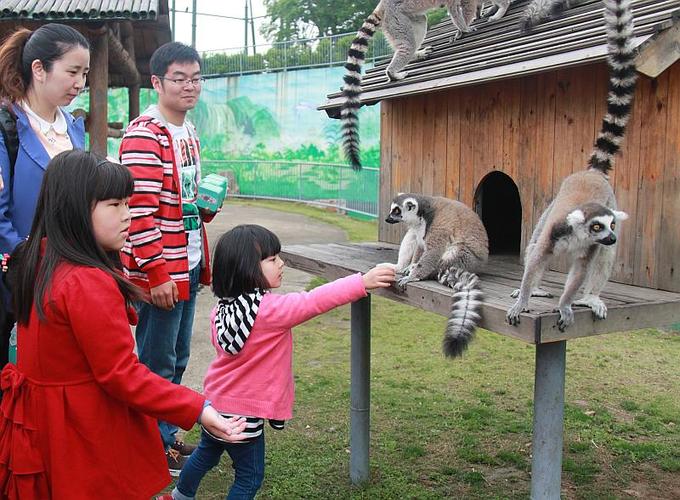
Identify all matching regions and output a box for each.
[203,273,368,419]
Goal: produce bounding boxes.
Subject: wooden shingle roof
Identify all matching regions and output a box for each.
[0,0,159,21]
[321,0,680,116]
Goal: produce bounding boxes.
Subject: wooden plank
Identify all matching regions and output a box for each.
[633,72,669,288]
[410,95,425,195]
[420,94,436,196]
[609,67,643,285]
[445,89,462,199]
[281,243,680,345]
[539,300,680,343]
[529,71,557,254]
[379,101,394,243]
[431,91,448,197]
[658,61,680,292]
[636,21,680,78]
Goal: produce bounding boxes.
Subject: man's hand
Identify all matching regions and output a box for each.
[150,281,179,310]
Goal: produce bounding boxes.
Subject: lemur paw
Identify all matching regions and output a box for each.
[573,295,607,320]
[556,306,574,332]
[386,69,407,82]
[396,275,415,292]
[414,46,433,60]
[506,301,525,326]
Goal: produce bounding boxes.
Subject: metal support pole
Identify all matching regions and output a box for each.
[171,0,176,40]
[531,340,567,500]
[350,295,371,485]
[191,0,197,48]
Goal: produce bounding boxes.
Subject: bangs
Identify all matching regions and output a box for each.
[92,160,134,201]
[254,226,281,259]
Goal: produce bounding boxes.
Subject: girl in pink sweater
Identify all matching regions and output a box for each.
[170,224,394,500]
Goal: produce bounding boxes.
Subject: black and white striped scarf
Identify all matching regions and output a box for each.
[214,289,264,355]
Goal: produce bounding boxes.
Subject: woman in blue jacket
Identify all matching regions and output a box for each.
[0,23,89,373]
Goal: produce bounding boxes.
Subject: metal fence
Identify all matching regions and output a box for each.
[203,160,379,218]
[201,31,392,77]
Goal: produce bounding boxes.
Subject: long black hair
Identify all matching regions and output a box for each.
[212,224,281,298]
[13,150,143,324]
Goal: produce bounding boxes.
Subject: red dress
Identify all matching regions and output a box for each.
[0,263,204,499]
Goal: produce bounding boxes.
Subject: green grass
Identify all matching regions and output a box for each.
[173,200,680,499]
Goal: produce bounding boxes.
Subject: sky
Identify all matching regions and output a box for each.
[171,0,269,53]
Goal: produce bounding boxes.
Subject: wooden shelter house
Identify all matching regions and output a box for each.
[0,0,172,154]
[322,0,680,294]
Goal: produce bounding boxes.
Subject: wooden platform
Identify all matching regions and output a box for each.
[281,242,680,344]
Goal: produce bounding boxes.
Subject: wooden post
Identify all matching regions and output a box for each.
[120,22,141,121]
[129,85,140,121]
[89,28,109,155]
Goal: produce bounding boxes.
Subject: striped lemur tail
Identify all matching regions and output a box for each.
[341,4,384,170]
[588,0,637,175]
[519,0,567,32]
[438,269,483,358]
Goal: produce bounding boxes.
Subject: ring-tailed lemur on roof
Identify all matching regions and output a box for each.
[341,0,514,169]
[380,193,489,358]
[507,0,637,331]
[519,0,571,32]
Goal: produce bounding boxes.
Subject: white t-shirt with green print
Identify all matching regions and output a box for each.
[167,121,202,272]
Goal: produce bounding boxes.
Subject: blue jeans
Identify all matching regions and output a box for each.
[174,430,265,500]
[135,265,201,449]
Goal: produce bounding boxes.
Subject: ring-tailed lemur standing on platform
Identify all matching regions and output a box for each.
[380,194,489,358]
[507,0,637,332]
[341,0,513,169]
[519,0,571,32]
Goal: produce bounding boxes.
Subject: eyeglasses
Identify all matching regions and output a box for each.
[158,76,205,86]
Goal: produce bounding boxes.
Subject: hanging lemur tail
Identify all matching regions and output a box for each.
[341,7,382,170]
[440,269,484,358]
[519,0,567,33]
[588,0,637,175]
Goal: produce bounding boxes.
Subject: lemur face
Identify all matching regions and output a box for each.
[385,197,419,225]
[566,206,628,246]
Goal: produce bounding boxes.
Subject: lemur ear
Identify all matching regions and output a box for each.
[566,209,585,226]
[613,210,629,221]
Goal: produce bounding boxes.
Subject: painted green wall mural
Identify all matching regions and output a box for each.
[70,66,381,167]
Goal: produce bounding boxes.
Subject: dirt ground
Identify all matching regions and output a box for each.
[180,201,348,392]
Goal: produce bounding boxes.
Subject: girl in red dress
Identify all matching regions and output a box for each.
[0,150,247,499]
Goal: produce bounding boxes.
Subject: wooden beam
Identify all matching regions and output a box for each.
[119,21,141,121]
[107,26,140,85]
[89,29,109,155]
[636,22,680,78]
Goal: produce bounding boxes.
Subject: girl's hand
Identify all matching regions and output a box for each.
[199,405,248,442]
[362,265,396,290]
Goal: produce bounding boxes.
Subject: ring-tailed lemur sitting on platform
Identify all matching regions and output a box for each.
[506,0,637,332]
[341,0,514,169]
[380,194,489,358]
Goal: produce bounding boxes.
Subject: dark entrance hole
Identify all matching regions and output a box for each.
[473,171,522,255]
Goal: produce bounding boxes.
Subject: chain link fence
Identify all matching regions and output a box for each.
[201,31,392,77]
[203,160,379,218]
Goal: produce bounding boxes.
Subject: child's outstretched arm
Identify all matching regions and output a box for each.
[256,266,395,331]
[362,265,396,290]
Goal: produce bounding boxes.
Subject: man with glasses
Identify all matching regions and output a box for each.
[119,42,213,476]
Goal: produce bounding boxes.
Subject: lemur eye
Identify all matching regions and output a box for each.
[394,207,401,215]
[611,222,616,230]
[591,223,602,232]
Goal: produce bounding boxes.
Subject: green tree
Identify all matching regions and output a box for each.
[262,0,376,41]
